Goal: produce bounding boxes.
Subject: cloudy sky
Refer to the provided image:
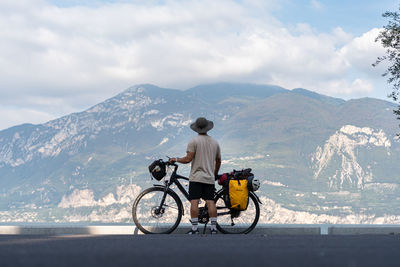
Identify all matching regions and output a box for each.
[0,0,398,130]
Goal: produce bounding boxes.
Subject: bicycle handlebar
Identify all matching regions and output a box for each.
[163,157,178,166]
[165,160,178,167]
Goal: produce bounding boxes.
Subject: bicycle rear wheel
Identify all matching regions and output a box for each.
[215,190,260,234]
[132,187,183,234]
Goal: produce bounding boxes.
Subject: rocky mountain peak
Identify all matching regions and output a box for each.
[312,125,392,190]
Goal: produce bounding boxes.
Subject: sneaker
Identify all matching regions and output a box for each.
[210,229,218,235]
[187,229,199,235]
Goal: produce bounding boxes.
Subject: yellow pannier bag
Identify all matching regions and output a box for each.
[228,179,249,211]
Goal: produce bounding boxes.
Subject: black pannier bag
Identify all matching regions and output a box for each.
[218,168,254,186]
[233,168,253,180]
[229,168,260,191]
[234,168,260,192]
[148,159,166,180]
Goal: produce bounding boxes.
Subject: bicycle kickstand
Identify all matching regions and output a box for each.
[203,223,207,234]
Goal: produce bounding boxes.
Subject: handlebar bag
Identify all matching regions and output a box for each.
[148,159,166,181]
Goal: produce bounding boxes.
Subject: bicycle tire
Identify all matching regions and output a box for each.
[132,186,183,234]
[215,190,260,234]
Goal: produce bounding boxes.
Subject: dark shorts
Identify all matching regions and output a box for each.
[189,182,215,201]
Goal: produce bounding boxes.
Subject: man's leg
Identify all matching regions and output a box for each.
[190,199,200,231]
[206,200,217,217]
[206,200,217,233]
[202,183,218,233]
[188,182,202,233]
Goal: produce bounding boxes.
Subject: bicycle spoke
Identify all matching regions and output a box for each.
[215,192,260,234]
[163,204,179,210]
[133,187,182,234]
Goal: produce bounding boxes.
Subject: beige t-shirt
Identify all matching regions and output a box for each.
[187,134,221,185]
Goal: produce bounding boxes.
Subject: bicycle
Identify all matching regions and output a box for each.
[132,159,262,234]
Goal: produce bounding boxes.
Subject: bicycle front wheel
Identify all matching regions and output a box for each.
[215,190,260,234]
[132,187,183,234]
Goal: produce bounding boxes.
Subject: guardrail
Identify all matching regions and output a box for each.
[1,224,400,235]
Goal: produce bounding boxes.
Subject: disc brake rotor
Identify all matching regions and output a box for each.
[151,206,165,218]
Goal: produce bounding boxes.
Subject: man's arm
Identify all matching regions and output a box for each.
[171,151,194,164]
[214,157,221,177]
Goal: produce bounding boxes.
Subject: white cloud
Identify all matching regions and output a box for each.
[0,1,390,130]
[310,0,324,11]
[323,78,374,95]
[340,28,386,76]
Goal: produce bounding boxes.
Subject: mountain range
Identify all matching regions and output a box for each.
[1,83,400,223]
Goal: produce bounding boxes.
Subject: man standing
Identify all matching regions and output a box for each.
[170,117,221,234]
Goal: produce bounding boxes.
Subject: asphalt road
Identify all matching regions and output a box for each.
[0,234,399,267]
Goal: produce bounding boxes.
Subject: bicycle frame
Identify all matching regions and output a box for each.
[158,163,262,203]
[152,164,189,215]
[168,165,191,201]
[153,163,255,218]
[134,161,262,234]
